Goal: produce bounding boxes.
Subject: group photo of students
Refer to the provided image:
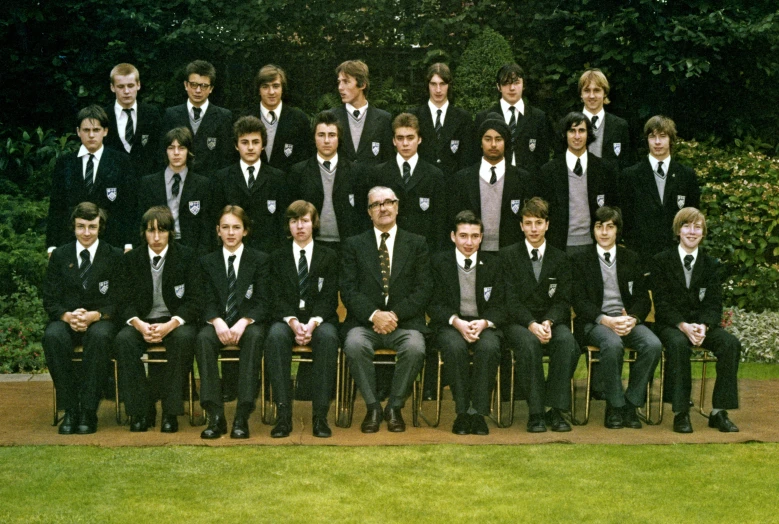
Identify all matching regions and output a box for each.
[43,57,743,442]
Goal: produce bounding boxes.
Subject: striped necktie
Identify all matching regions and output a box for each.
[225,255,238,325]
[298,249,309,302]
[79,249,92,289]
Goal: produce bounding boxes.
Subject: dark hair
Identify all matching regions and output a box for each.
[644,115,678,152]
[392,113,420,133]
[427,62,452,85]
[336,60,370,91]
[453,210,483,233]
[185,60,216,85]
[233,115,267,147]
[520,197,549,221]
[255,64,288,97]
[496,63,524,86]
[312,111,342,140]
[285,200,320,237]
[163,127,194,165]
[139,206,174,243]
[593,206,623,235]
[218,205,252,237]
[71,201,107,235]
[76,105,109,129]
[558,111,596,150]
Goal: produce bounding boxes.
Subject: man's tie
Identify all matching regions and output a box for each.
[247,165,256,190]
[435,109,442,140]
[402,161,411,185]
[323,160,331,172]
[656,161,666,179]
[531,249,539,262]
[298,249,309,301]
[591,115,599,130]
[268,110,276,125]
[172,173,181,198]
[193,107,202,121]
[508,106,517,138]
[464,258,472,270]
[684,254,694,271]
[79,249,91,290]
[152,255,162,268]
[574,158,583,176]
[379,232,390,299]
[225,254,238,325]
[604,252,611,265]
[123,108,135,146]
[352,109,360,119]
[84,154,94,193]
[489,166,497,185]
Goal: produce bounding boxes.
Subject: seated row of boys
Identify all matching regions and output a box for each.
[44,190,741,439]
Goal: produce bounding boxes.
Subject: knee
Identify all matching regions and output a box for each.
[344,329,370,359]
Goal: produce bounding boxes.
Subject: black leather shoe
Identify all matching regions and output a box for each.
[708,410,739,432]
[76,411,98,434]
[673,411,693,433]
[201,413,227,439]
[452,413,471,435]
[604,405,624,429]
[384,407,406,432]
[129,415,149,432]
[312,416,332,438]
[59,410,78,435]
[161,414,179,433]
[622,405,643,429]
[527,413,547,433]
[546,408,572,432]
[470,414,489,436]
[231,416,250,439]
[361,406,383,433]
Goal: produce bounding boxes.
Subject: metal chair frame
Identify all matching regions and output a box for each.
[654,345,718,424]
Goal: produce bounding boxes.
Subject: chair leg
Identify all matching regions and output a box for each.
[434,352,443,427]
[417,352,441,428]
[412,360,423,428]
[699,359,709,418]
[52,382,59,426]
[113,359,121,425]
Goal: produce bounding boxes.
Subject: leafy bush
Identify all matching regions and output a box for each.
[0,275,48,373]
[675,140,779,312]
[0,195,48,297]
[454,27,515,115]
[722,308,779,364]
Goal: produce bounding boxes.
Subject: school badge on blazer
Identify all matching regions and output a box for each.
[528,139,536,152]
[419,198,430,211]
[188,201,200,215]
[450,140,459,153]
[372,142,380,156]
[106,188,117,202]
[699,288,706,301]
[484,287,492,301]
[99,281,109,295]
[597,194,605,207]
[349,194,355,207]
[267,200,276,213]
[628,281,634,295]
[318,277,324,292]
[175,284,185,298]
[245,284,253,299]
[614,143,622,156]
[141,135,149,146]
[548,282,557,298]
[207,137,217,150]
[284,144,293,157]
[677,195,686,209]
[511,200,521,214]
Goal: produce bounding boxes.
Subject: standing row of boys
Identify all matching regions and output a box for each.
[43,58,742,438]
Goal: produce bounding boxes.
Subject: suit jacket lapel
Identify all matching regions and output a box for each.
[234,248,255,307]
[252,163,270,194]
[363,231,384,286]
[389,230,410,285]
[406,162,424,193]
[444,250,461,310]
[153,173,168,205]
[356,107,377,156]
[468,168,481,213]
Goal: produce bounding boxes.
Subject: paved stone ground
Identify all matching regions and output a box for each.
[1,375,775,446]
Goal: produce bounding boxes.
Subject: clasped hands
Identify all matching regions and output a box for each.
[372,311,398,335]
[212,318,250,346]
[453,317,489,343]
[678,321,707,346]
[601,309,637,337]
[288,318,318,346]
[62,309,100,332]
[529,319,553,344]
[132,317,180,344]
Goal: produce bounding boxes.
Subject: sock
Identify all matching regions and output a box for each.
[710,408,722,416]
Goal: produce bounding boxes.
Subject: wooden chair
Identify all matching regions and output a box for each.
[51,345,120,426]
[654,345,717,424]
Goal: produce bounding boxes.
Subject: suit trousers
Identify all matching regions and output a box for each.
[264,321,339,418]
[43,320,115,413]
[505,324,579,414]
[583,324,661,408]
[343,327,425,409]
[195,323,265,416]
[658,326,740,413]
[115,323,197,417]
[437,326,501,415]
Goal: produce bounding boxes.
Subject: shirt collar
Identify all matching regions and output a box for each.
[479,158,506,182]
[396,153,419,174]
[346,102,369,118]
[566,149,588,173]
[678,244,698,266]
[78,144,104,161]
[187,98,209,116]
[455,248,478,270]
[582,108,605,127]
[76,239,100,261]
[374,224,397,245]
[240,158,261,173]
[223,243,244,263]
[165,165,188,183]
[261,101,283,121]
[293,239,314,256]
[649,154,671,170]
[114,100,138,115]
[596,244,616,262]
[428,99,449,117]
[500,97,525,116]
[148,244,169,262]
[525,239,546,259]
[317,153,338,170]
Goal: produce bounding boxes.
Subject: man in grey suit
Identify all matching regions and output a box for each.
[340,186,432,433]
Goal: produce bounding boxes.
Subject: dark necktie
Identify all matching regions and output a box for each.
[352,109,360,119]
[574,158,583,176]
[268,110,276,125]
[489,166,497,185]
[464,258,472,270]
[298,249,309,301]
[193,107,202,121]
[225,254,238,325]
[79,249,91,290]
[123,108,135,146]
[435,109,442,140]
[84,154,94,193]
[656,161,666,179]
[508,106,517,138]
[247,165,256,190]
[604,252,611,265]
[591,115,599,130]
[379,232,390,299]
[152,255,161,268]
[531,249,539,262]
[402,161,411,185]
[323,160,331,172]
[684,254,694,271]
[171,173,181,198]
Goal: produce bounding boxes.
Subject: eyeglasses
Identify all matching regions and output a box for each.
[368,199,398,211]
[187,81,212,90]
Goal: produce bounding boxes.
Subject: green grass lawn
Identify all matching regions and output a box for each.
[1,444,776,523]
